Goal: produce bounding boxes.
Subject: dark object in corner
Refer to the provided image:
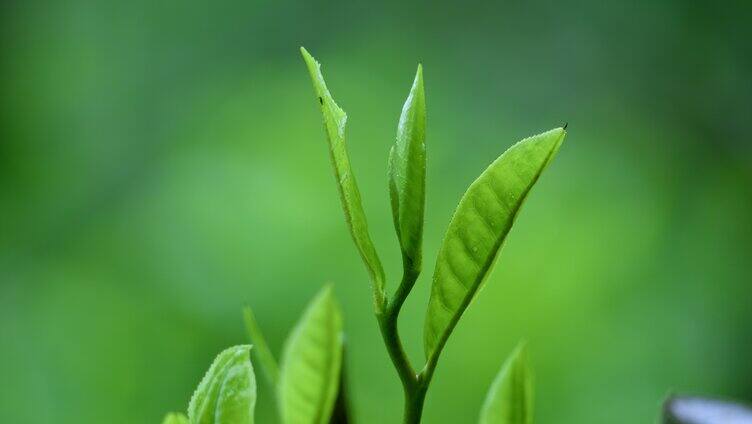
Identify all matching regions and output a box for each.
[664,395,752,424]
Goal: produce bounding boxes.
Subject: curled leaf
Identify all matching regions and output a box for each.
[389,64,426,272]
[301,47,386,307]
[188,345,257,424]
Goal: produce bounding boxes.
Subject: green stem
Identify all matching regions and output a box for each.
[402,384,428,424]
[376,256,428,424]
[377,308,416,394]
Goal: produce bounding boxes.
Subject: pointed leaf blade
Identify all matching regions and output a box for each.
[300,47,385,306]
[389,64,426,271]
[479,343,533,424]
[162,413,189,424]
[188,345,257,424]
[278,285,344,424]
[243,306,279,386]
[424,128,566,359]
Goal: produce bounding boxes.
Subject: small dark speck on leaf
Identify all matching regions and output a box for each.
[318,97,323,105]
[563,122,568,130]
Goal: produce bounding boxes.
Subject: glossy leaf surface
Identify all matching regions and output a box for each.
[188,345,257,424]
[424,128,566,359]
[301,47,386,305]
[479,344,533,424]
[278,285,344,424]
[388,64,426,270]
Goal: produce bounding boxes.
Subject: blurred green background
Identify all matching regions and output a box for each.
[1,0,751,422]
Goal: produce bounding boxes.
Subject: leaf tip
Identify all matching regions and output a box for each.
[321,281,335,295]
[315,283,341,313]
[515,340,529,357]
[300,46,321,83]
[512,342,531,372]
[544,126,567,158]
[413,64,425,98]
[161,412,188,424]
[237,344,253,355]
[300,46,312,61]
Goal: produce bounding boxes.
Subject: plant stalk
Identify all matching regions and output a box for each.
[402,384,428,424]
[376,256,429,424]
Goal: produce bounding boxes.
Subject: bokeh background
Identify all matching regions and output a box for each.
[1,0,751,422]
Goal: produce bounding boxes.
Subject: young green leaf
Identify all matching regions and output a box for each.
[243,306,279,386]
[188,345,257,424]
[162,413,189,424]
[278,285,344,424]
[300,47,386,307]
[388,64,426,272]
[479,343,533,424]
[423,128,566,360]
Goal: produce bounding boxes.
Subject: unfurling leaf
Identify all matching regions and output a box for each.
[389,64,426,272]
[278,285,344,424]
[243,306,279,386]
[162,413,189,424]
[301,47,386,307]
[423,128,566,360]
[479,343,533,424]
[663,396,752,424]
[188,345,257,424]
